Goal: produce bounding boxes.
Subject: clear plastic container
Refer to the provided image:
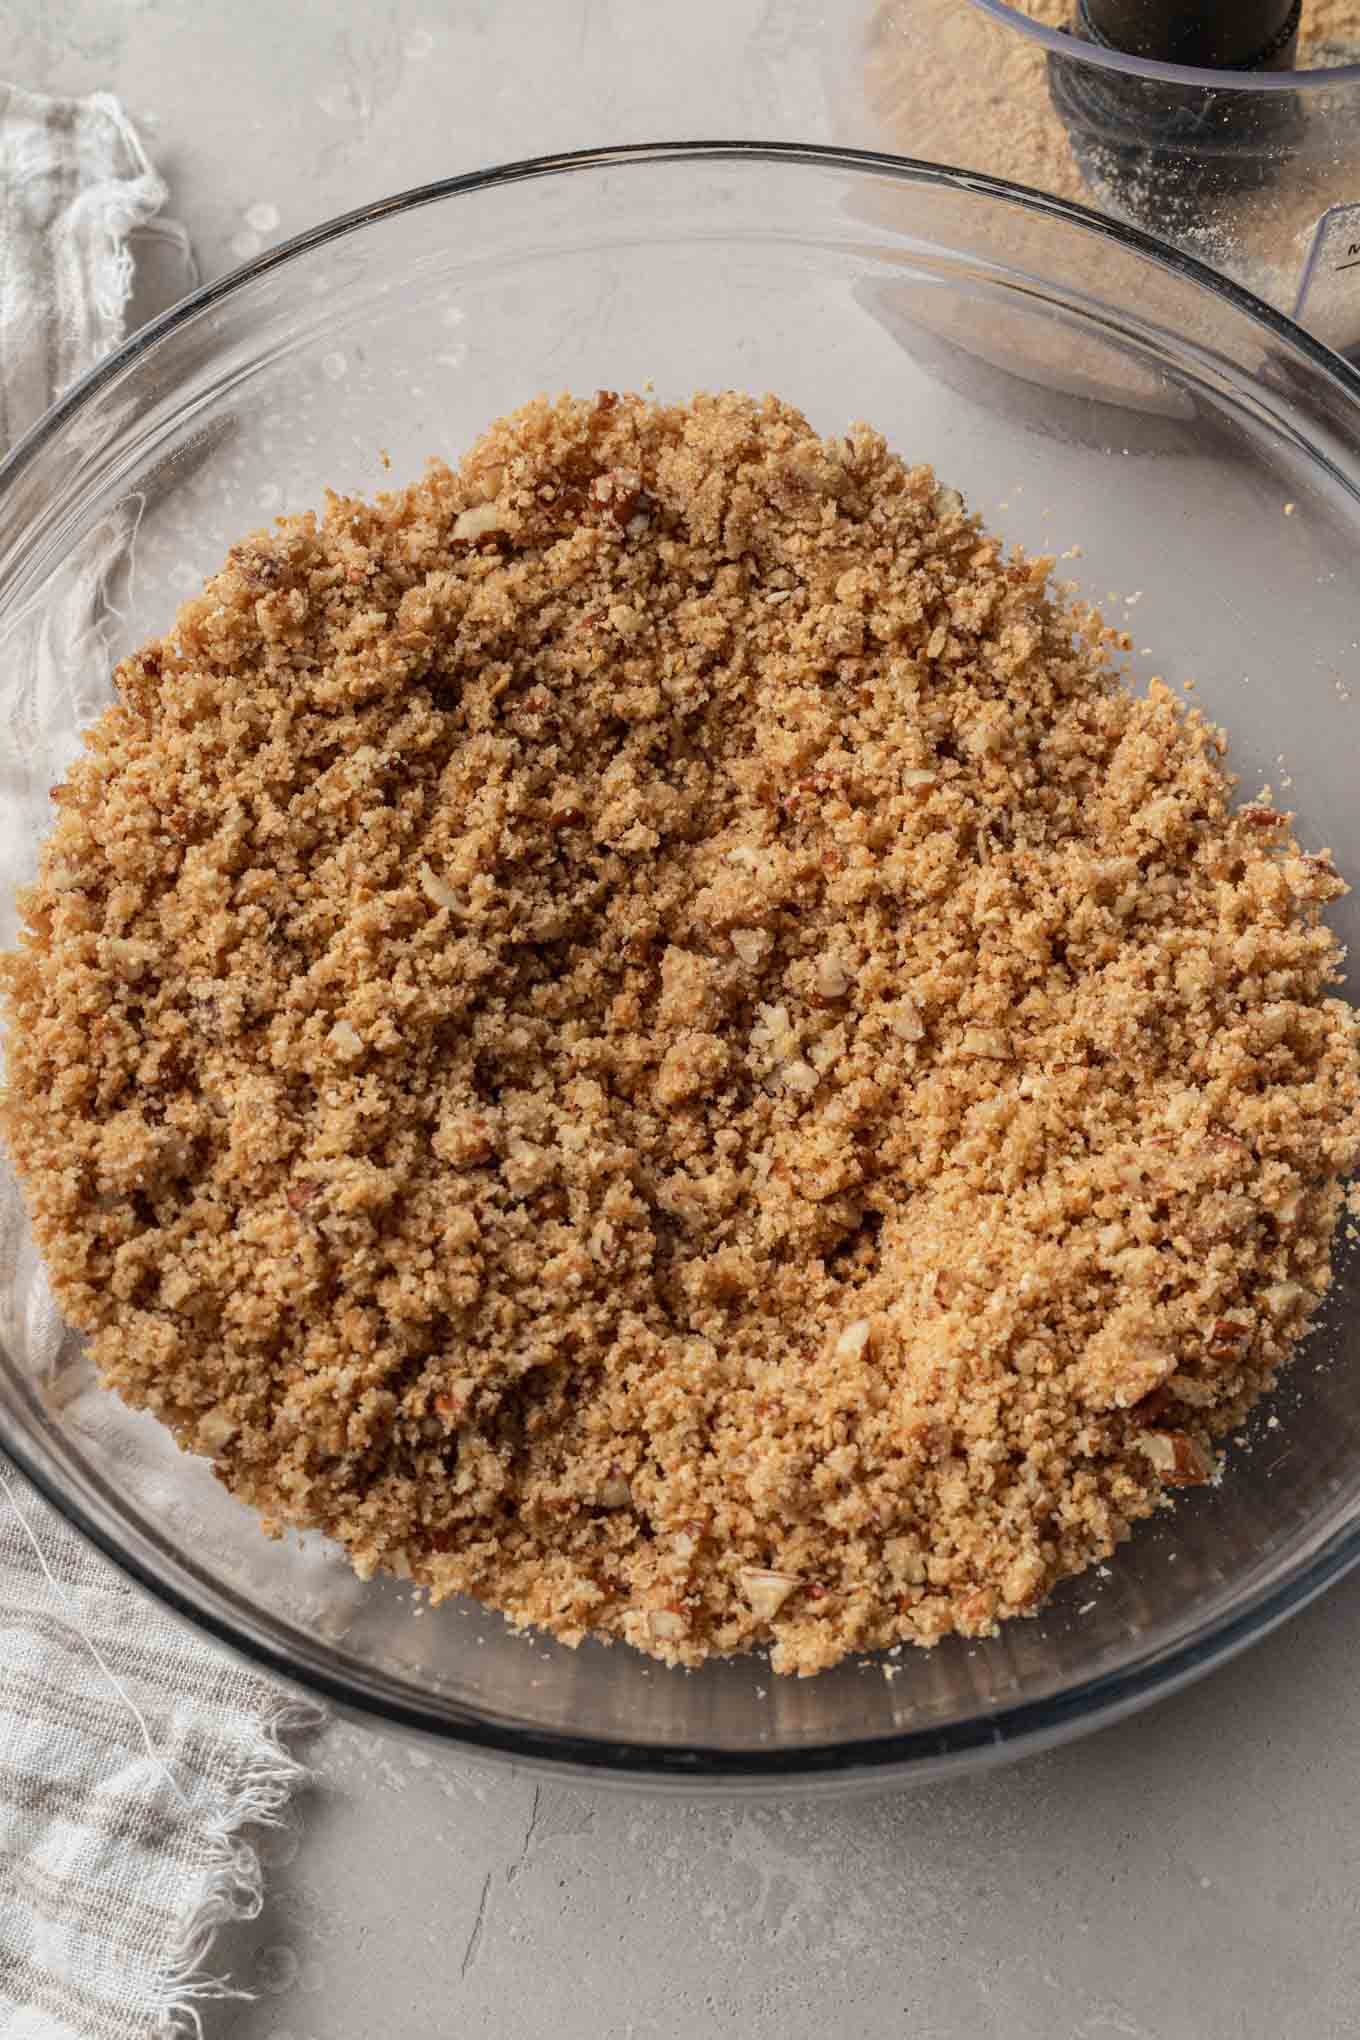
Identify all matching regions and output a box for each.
[831,0,1360,352]
[2,144,1360,1788]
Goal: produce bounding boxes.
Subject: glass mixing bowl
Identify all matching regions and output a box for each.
[2,143,1360,1790]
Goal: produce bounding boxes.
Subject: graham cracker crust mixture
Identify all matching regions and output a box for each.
[4,390,1359,1675]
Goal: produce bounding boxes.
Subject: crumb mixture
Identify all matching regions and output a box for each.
[4,389,1359,1676]
[1305,0,1360,60]
[864,0,1087,209]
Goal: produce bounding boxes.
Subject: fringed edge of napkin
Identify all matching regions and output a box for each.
[153,1699,325,2039]
[73,89,166,342]
[3,1462,324,2040]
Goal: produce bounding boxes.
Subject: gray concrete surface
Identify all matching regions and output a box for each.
[7,3,1359,2034]
[208,1584,1360,2038]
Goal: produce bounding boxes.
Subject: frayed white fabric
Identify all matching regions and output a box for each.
[0,85,319,2040]
[0,85,163,442]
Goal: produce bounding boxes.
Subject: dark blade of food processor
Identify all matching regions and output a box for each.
[1079,0,1300,68]
[1048,0,1305,228]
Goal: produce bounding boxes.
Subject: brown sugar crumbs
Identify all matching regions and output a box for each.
[5,390,1360,1676]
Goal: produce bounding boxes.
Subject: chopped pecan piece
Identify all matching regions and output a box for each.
[1207,1317,1250,1362]
[1137,1430,1214,1485]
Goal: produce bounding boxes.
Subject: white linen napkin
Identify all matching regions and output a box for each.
[0,83,318,2040]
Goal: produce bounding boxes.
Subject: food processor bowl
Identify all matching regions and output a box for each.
[2,144,1360,1789]
[833,0,1360,352]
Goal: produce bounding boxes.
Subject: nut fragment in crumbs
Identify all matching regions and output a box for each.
[5,391,1359,1677]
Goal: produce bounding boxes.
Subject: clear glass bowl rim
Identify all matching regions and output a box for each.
[3,139,1360,1785]
[969,0,1360,89]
